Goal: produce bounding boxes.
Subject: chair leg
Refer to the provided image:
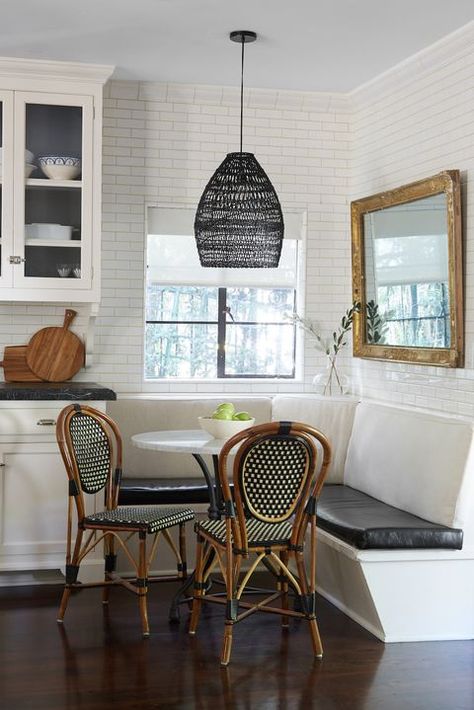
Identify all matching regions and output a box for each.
[178,522,187,580]
[138,531,150,638]
[57,587,73,623]
[295,551,323,659]
[221,624,234,666]
[57,528,83,623]
[308,618,323,658]
[102,533,116,605]
[280,550,290,629]
[220,539,236,667]
[189,534,205,635]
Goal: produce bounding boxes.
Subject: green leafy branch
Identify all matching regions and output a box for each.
[288,301,361,394]
[366,299,388,344]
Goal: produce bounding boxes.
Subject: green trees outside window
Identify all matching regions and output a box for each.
[145,285,296,379]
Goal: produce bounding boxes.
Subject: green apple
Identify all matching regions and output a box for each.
[232,411,253,421]
[211,409,234,420]
[216,402,235,415]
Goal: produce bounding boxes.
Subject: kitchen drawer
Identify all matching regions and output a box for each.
[0,406,63,436]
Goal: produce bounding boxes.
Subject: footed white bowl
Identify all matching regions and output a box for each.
[38,156,81,180]
[198,416,255,440]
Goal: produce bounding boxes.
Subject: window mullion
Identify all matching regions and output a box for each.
[217,288,227,377]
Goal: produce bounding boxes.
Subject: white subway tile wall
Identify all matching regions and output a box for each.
[2,23,474,414]
[97,80,352,395]
[350,22,474,416]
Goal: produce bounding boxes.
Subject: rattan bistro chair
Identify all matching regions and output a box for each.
[189,421,331,665]
[56,404,195,637]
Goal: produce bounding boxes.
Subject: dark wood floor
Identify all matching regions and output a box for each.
[0,577,473,710]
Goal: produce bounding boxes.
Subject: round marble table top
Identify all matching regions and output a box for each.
[131,429,227,456]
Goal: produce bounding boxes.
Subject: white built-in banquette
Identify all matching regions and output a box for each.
[110,394,474,643]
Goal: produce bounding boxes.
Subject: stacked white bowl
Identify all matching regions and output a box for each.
[0,148,36,177]
[25,149,35,177]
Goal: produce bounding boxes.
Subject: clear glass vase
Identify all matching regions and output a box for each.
[312,358,351,396]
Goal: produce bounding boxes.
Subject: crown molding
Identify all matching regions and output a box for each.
[0,56,114,85]
[350,20,474,105]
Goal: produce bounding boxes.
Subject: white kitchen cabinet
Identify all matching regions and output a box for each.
[0,58,113,302]
[0,399,109,584]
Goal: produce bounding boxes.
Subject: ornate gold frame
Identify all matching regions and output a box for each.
[351,170,463,367]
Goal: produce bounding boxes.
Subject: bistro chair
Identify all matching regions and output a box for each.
[56,404,195,637]
[189,420,331,665]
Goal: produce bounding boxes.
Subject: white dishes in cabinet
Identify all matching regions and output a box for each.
[25,224,73,240]
[38,156,81,180]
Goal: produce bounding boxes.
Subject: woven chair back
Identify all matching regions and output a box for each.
[56,405,123,518]
[238,433,313,523]
[68,410,113,494]
[217,422,331,553]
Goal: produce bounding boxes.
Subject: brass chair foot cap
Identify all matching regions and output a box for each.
[142,632,150,638]
[316,653,323,659]
[189,630,196,635]
[102,600,109,605]
[56,619,64,624]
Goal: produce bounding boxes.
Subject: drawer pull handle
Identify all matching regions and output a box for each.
[37,419,56,426]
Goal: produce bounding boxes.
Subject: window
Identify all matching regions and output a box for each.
[370,217,450,347]
[145,208,304,380]
[376,282,449,348]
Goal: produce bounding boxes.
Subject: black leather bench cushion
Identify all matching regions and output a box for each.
[317,485,463,550]
[119,478,463,551]
[119,477,211,505]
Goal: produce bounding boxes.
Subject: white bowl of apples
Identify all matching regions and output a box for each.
[198,403,255,440]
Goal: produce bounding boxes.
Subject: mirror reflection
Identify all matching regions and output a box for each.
[363,194,449,349]
[351,171,463,367]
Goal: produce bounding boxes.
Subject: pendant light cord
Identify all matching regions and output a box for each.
[240,36,244,153]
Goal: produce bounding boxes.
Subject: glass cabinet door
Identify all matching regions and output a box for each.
[13,92,93,291]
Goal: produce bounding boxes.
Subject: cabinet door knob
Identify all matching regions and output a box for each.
[36,419,56,426]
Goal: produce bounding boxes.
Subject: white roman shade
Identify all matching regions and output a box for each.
[365,195,449,287]
[147,206,304,288]
[373,233,449,287]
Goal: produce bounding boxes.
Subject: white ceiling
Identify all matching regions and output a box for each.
[1,1,474,92]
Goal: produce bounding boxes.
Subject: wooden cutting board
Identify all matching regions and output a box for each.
[0,345,44,382]
[26,309,85,382]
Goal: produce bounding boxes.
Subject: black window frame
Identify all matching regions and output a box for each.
[145,286,297,379]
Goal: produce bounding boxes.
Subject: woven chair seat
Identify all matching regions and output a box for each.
[197,517,293,548]
[84,506,195,534]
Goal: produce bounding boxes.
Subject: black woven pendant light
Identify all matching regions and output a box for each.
[194,30,284,268]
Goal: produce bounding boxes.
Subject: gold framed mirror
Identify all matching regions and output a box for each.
[351,171,463,367]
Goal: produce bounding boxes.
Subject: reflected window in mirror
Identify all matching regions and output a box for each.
[352,171,463,367]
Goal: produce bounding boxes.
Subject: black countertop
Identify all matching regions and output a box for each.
[0,382,117,401]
